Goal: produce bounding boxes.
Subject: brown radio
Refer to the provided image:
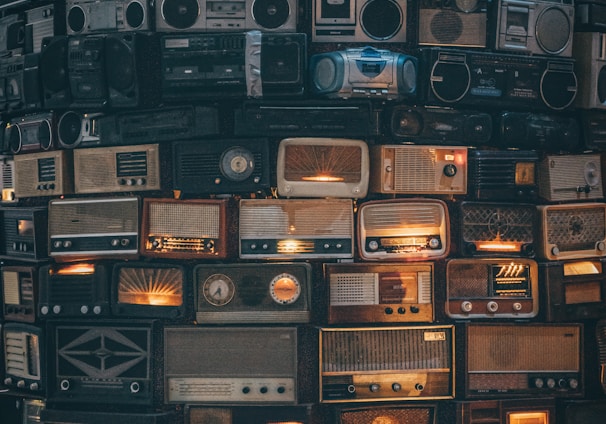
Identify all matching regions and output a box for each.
[369,144,468,195]
[332,403,439,424]
[13,150,74,198]
[40,408,178,424]
[277,137,369,198]
[186,404,317,424]
[538,153,604,202]
[459,323,583,399]
[445,258,539,320]
[1,265,38,323]
[456,398,556,424]
[324,262,434,324]
[357,198,450,261]
[320,325,454,403]
[141,198,237,260]
[536,202,606,260]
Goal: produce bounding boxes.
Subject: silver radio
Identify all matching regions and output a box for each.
[66,0,151,34]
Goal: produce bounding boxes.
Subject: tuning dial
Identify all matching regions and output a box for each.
[369,383,380,393]
[443,164,457,177]
[461,301,473,312]
[487,301,498,312]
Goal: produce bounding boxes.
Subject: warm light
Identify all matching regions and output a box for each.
[477,242,521,251]
[52,263,95,275]
[121,293,182,306]
[278,239,303,253]
[371,416,399,424]
[302,175,344,182]
[508,411,548,424]
[118,267,183,306]
[564,260,601,276]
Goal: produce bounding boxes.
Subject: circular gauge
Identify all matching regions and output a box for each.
[269,273,301,305]
[202,274,235,306]
[220,146,255,182]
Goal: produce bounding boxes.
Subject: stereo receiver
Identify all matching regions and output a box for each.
[1,265,38,323]
[418,0,487,47]
[3,322,45,394]
[13,150,74,198]
[0,206,48,262]
[538,153,604,202]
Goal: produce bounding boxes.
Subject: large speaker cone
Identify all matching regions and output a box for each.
[161,0,199,29]
[126,1,146,28]
[536,7,571,54]
[360,0,403,40]
[251,0,290,29]
[105,35,135,95]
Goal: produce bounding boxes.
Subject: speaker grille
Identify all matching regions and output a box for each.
[461,203,535,244]
[148,202,220,238]
[545,206,606,251]
[360,0,403,40]
[161,0,200,29]
[536,7,571,54]
[361,201,445,230]
[447,262,489,297]
[252,0,290,29]
[340,406,433,424]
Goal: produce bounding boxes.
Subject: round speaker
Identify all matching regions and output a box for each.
[67,6,86,33]
[7,124,21,154]
[105,35,135,94]
[161,0,199,30]
[585,161,600,187]
[126,1,146,29]
[430,60,470,103]
[220,146,255,182]
[541,66,577,110]
[430,10,463,44]
[38,120,53,151]
[313,57,338,92]
[487,211,510,238]
[40,37,69,95]
[399,57,417,94]
[251,0,290,29]
[598,66,606,104]
[536,7,571,54]
[360,0,403,41]
[57,111,83,148]
[391,109,422,137]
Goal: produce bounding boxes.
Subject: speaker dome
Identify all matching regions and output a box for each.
[251,0,290,29]
[360,0,403,40]
[313,57,338,92]
[126,1,146,29]
[536,7,571,54]
[161,0,199,29]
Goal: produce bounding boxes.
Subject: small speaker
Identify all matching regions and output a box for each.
[418,0,487,47]
[39,36,71,109]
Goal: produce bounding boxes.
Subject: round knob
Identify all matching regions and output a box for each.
[598,241,606,252]
[242,386,251,394]
[415,383,424,391]
[80,305,89,314]
[63,240,72,248]
[392,383,401,392]
[443,164,457,177]
[52,305,62,314]
[111,239,120,247]
[121,239,130,246]
[130,382,140,393]
[29,382,39,391]
[384,307,393,315]
[277,386,285,394]
[347,384,356,394]
[461,301,473,312]
[4,378,12,385]
[60,379,70,390]
[397,307,406,314]
[512,302,522,311]
[551,246,560,256]
[369,383,380,393]
[260,386,268,394]
[324,243,330,249]
[40,306,49,315]
[558,378,567,388]
[368,240,379,251]
[428,237,440,249]
[487,301,498,313]
[93,305,102,315]
[546,378,556,389]
[568,378,579,390]
[17,380,25,388]
[534,378,544,388]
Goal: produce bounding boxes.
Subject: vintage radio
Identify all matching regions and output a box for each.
[277,137,369,198]
[48,196,140,262]
[97,104,220,146]
[156,0,298,32]
[0,53,43,114]
[142,198,236,260]
[419,48,578,111]
[325,262,434,324]
[460,322,583,398]
[496,111,580,151]
[573,32,606,110]
[540,258,606,321]
[112,261,186,319]
[39,36,71,109]
[491,0,574,57]
[13,149,74,198]
[331,403,438,424]
[47,319,160,406]
[233,99,381,137]
[239,198,354,260]
[25,3,60,54]
[312,0,409,43]
[575,0,606,30]
[310,46,417,101]
[38,262,110,319]
[581,109,606,151]
[73,143,161,194]
[418,0,487,47]
[320,325,454,402]
[161,32,306,100]
[445,258,539,320]
[172,138,270,195]
[194,262,311,323]
[559,400,606,424]
[538,153,603,201]
[457,202,536,257]
[357,198,449,261]
[0,155,15,202]
[3,322,45,393]
[2,265,38,323]
[456,398,556,424]
[57,110,102,148]
[369,144,467,195]
[467,149,538,201]
[41,408,177,424]
[0,206,47,262]
[165,326,310,404]
[67,35,108,109]
[388,105,492,145]
[66,0,151,34]
[4,112,56,154]
[186,404,316,424]
[536,202,606,260]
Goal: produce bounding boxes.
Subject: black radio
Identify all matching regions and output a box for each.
[0,206,48,262]
[581,109,606,151]
[1,265,39,323]
[575,0,606,31]
[67,34,108,109]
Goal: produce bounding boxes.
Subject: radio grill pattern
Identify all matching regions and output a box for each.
[49,279,94,303]
[447,264,489,297]
[362,204,444,230]
[4,328,39,379]
[340,407,432,424]
[49,197,139,234]
[330,273,378,305]
[393,149,442,191]
[546,207,606,250]
[148,202,220,238]
[462,204,534,243]
[1,159,14,189]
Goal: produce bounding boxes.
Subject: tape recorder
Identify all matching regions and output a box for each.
[0,53,43,114]
[66,0,151,34]
[538,153,604,202]
[5,112,56,154]
[310,46,417,100]
[67,35,108,109]
[418,0,487,47]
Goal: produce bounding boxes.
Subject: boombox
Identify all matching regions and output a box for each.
[25,3,61,54]
[388,105,493,145]
[357,198,450,261]
[575,0,606,30]
[445,258,539,320]
[48,196,140,262]
[459,323,583,398]
[38,262,111,319]
[67,35,108,109]
[233,99,381,137]
[331,403,439,424]
[194,262,311,323]
[164,326,313,405]
[540,258,606,321]
[112,261,187,319]
[155,0,298,32]
[56,110,102,148]
[324,262,434,324]
[41,409,178,424]
[312,0,408,43]
[65,0,151,34]
[13,150,74,198]
[581,109,606,151]
[320,325,454,402]
[160,32,306,100]
[573,31,606,110]
[456,202,537,257]
[47,319,161,406]
[369,144,467,195]
[73,143,162,194]
[495,111,580,151]
[491,0,574,56]
[559,400,606,424]
[309,46,417,101]
[467,149,538,201]
[536,202,606,260]
[186,404,316,424]
[418,0,487,47]
[419,48,577,111]
[2,265,38,323]
[4,112,57,154]
[239,198,354,260]
[0,155,15,203]
[0,206,48,262]
[0,53,43,114]
[3,322,45,393]
[538,153,603,202]
[142,198,237,260]
[456,398,556,424]
[172,138,270,195]
[277,137,369,198]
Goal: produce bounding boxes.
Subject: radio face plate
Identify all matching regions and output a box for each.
[3,322,45,393]
[418,0,487,47]
[2,265,38,323]
[13,149,74,199]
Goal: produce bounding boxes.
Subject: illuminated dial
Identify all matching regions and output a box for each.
[202,274,235,306]
[220,146,255,182]
[269,273,301,305]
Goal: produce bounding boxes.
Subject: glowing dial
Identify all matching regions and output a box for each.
[202,274,235,306]
[269,273,301,305]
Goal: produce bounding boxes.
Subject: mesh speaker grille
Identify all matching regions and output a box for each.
[362,201,444,230]
[148,202,220,238]
[447,262,489,297]
[536,7,571,54]
[49,198,139,235]
[461,203,534,243]
[545,206,606,251]
[340,406,432,424]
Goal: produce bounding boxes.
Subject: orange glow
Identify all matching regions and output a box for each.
[508,411,548,424]
[302,175,344,182]
[477,242,521,251]
[120,292,182,306]
[51,263,95,275]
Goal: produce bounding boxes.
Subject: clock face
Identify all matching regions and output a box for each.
[202,274,235,306]
[269,273,301,305]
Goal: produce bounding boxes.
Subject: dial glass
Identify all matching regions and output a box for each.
[269,273,301,305]
[202,274,235,306]
[220,146,255,182]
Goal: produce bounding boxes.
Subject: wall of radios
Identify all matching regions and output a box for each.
[5,0,606,422]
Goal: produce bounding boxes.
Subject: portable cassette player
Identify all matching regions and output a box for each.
[13,149,74,198]
[66,0,151,34]
[0,206,48,262]
[1,265,39,323]
[418,0,487,47]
